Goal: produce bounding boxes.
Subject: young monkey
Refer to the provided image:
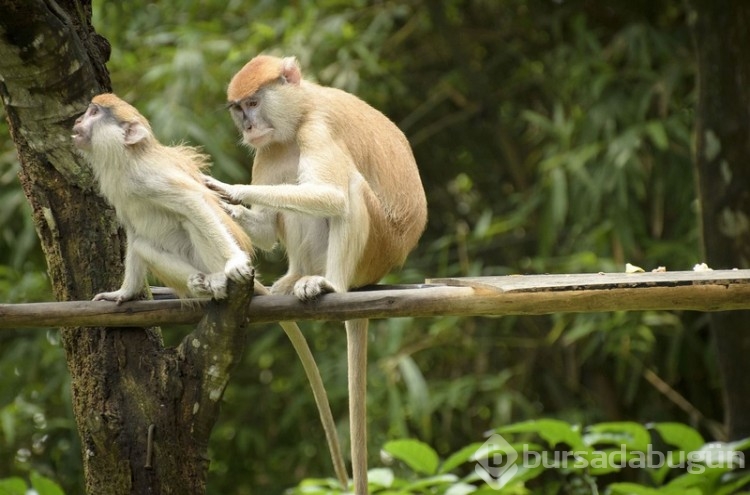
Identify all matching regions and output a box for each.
[73,93,254,301]
[211,55,428,494]
[72,93,349,487]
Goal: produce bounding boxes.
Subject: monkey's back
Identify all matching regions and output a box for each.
[311,83,428,283]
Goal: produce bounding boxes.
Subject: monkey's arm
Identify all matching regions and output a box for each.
[147,186,253,284]
[204,177,278,249]
[225,183,347,217]
[93,232,147,303]
[223,204,278,251]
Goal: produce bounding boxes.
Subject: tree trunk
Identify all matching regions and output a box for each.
[690,0,750,440]
[0,1,251,492]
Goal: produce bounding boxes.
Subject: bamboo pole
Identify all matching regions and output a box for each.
[1,270,749,329]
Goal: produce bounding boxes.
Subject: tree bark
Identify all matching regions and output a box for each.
[0,1,252,492]
[690,0,750,440]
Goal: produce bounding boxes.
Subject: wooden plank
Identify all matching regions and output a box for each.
[1,271,750,329]
[427,269,750,292]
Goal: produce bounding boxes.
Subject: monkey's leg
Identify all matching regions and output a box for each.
[279,214,330,298]
[130,240,225,298]
[93,236,148,303]
[325,185,372,494]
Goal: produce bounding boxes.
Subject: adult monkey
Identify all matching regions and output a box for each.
[72,93,348,488]
[210,55,428,493]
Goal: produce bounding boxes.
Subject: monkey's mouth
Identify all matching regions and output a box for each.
[71,129,89,148]
[244,128,273,147]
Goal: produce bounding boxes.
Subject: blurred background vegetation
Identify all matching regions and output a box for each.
[0,0,725,493]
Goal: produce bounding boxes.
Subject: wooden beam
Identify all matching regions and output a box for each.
[1,270,749,329]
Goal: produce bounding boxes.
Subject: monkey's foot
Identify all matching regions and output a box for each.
[224,256,255,283]
[270,273,302,295]
[293,275,336,301]
[92,289,138,305]
[188,272,228,300]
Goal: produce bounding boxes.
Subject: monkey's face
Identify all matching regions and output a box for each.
[72,103,106,150]
[227,91,277,149]
[73,98,152,153]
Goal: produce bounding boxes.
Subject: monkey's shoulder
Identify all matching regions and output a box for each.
[313,85,383,114]
[300,84,405,143]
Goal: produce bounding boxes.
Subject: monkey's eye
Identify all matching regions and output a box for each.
[245,99,258,108]
[89,105,99,116]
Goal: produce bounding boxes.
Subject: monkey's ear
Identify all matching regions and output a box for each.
[122,122,150,146]
[280,57,301,85]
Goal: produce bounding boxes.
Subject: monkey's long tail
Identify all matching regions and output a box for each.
[254,282,349,489]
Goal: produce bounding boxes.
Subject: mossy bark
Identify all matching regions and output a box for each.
[0,1,251,492]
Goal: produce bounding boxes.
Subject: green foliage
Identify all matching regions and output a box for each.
[0,472,66,495]
[0,133,47,277]
[383,439,441,476]
[293,420,749,494]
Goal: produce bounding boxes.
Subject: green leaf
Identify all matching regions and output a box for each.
[608,482,701,495]
[444,482,477,495]
[397,356,430,425]
[715,472,750,495]
[498,419,586,451]
[585,448,639,475]
[0,477,27,495]
[646,423,706,486]
[296,477,342,494]
[645,121,669,150]
[30,473,65,495]
[583,422,651,451]
[0,407,16,447]
[649,422,704,453]
[725,436,750,452]
[440,442,486,474]
[400,474,458,491]
[689,441,744,474]
[367,468,394,489]
[665,471,707,490]
[383,439,440,475]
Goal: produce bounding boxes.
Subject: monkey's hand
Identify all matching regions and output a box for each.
[224,256,255,283]
[188,272,228,300]
[187,260,253,300]
[293,275,337,301]
[92,289,138,305]
[204,175,240,204]
[221,202,249,220]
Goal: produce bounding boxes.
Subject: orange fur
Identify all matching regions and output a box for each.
[92,93,152,131]
[227,55,285,101]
